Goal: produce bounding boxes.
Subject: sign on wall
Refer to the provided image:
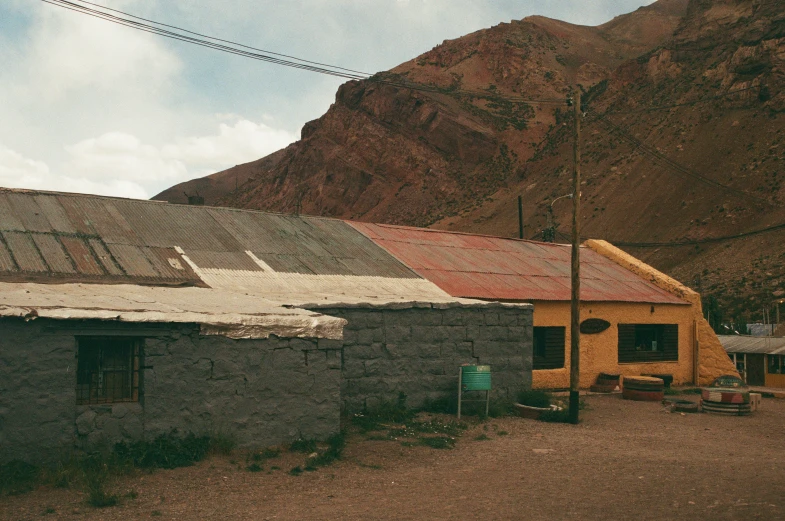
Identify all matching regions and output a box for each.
[580,318,611,334]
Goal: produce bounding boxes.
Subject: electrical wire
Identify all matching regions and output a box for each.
[40,0,566,105]
[603,85,759,114]
[586,111,772,205]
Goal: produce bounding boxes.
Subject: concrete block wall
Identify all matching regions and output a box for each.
[307,302,534,413]
[0,318,341,465]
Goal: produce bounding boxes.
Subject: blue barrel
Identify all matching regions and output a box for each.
[461,365,492,391]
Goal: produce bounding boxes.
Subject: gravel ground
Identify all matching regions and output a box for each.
[2,394,784,521]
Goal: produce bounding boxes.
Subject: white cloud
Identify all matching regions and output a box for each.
[0,143,148,199]
[61,117,297,197]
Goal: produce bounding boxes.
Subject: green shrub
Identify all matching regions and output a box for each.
[113,430,211,469]
[352,392,415,432]
[0,460,40,496]
[517,390,551,408]
[289,439,317,453]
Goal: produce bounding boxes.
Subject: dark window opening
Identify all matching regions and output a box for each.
[533,326,565,370]
[768,355,784,375]
[618,324,678,363]
[76,337,141,405]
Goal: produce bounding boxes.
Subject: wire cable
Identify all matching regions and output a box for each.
[41,0,566,105]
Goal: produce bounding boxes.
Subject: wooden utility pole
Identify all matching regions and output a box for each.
[518,195,524,239]
[569,88,581,424]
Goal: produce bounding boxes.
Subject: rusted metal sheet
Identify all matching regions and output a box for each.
[60,237,104,276]
[34,195,77,234]
[183,250,260,272]
[0,195,27,231]
[2,231,47,272]
[106,244,159,277]
[719,335,785,355]
[31,234,75,274]
[88,238,124,276]
[350,222,687,304]
[5,193,51,232]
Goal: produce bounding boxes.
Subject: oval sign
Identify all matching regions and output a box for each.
[580,318,611,334]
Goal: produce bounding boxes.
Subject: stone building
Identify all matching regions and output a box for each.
[351,222,738,388]
[0,188,532,464]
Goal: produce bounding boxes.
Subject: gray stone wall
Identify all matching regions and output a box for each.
[307,303,533,412]
[0,318,340,465]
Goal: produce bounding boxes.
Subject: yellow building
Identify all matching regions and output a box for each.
[352,223,737,388]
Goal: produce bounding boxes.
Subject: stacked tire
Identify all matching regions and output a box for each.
[622,376,665,401]
[700,388,752,415]
[590,373,620,393]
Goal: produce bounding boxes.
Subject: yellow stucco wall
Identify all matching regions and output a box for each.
[765,373,785,388]
[531,301,695,389]
[584,240,739,386]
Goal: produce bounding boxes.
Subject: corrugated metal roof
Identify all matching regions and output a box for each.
[0,189,443,305]
[350,222,687,304]
[719,335,785,355]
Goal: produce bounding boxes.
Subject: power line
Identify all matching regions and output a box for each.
[611,220,785,247]
[604,85,759,114]
[586,111,772,205]
[41,0,566,105]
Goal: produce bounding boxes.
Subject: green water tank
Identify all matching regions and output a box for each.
[461,365,492,391]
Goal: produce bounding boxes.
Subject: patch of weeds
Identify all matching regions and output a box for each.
[113,430,211,470]
[124,490,138,500]
[538,408,573,423]
[289,438,317,454]
[474,434,491,441]
[288,466,303,476]
[246,463,263,473]
[42,507,56,515]
[400,441,416,447]
[308,433,345,469]
[0,460,40,496]
[270,466,281,471]
[208,433,236,456]
[497,431,509,436]
[81,456,119,508]
[152,510,163,517]
[357,462,383,470]
[418,436,455,449]
[352,392,415,433]
[517,390,552,408]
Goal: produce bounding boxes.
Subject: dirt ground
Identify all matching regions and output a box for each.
[2,394,785,521]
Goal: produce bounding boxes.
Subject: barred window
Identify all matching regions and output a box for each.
[533,326,565,370]
[76,337,141,405]
[618,324,678,363]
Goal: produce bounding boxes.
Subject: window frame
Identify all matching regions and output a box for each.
[75,336,142,405]
[618,324,678,363]
[533,326,566,370]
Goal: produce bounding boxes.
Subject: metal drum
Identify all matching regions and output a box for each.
[461,365,492,391]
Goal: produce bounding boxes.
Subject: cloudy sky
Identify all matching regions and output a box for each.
[0,0,655,199]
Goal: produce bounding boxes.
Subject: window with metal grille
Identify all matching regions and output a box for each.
[533,326,565,370]
[617,324,678,363]
[76,337,141,405]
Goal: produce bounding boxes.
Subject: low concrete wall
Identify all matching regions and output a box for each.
[307,302,534,412]
[0,318,340,465]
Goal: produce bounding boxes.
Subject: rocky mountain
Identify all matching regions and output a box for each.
[155,0,784,322]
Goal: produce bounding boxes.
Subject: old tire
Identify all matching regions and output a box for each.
[624,376,665,392]
[701,388,750,404]
[623,388,664,401]
[701,400,751,415]
[644,373,674,388]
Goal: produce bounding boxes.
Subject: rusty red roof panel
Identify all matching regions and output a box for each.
[349,222,687,304]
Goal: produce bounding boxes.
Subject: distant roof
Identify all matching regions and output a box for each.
[719,335,785,355]
[0,188,451,305]
[0,282,344,340]
[350,222,687,304]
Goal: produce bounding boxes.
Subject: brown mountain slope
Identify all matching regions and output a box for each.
[153,149,286,206]
[155,0,688,224]
[154,0,784,321]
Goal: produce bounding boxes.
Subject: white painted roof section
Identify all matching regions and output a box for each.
[176,246,458,306]
[718,335,785,355]
[0,282,345,340]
